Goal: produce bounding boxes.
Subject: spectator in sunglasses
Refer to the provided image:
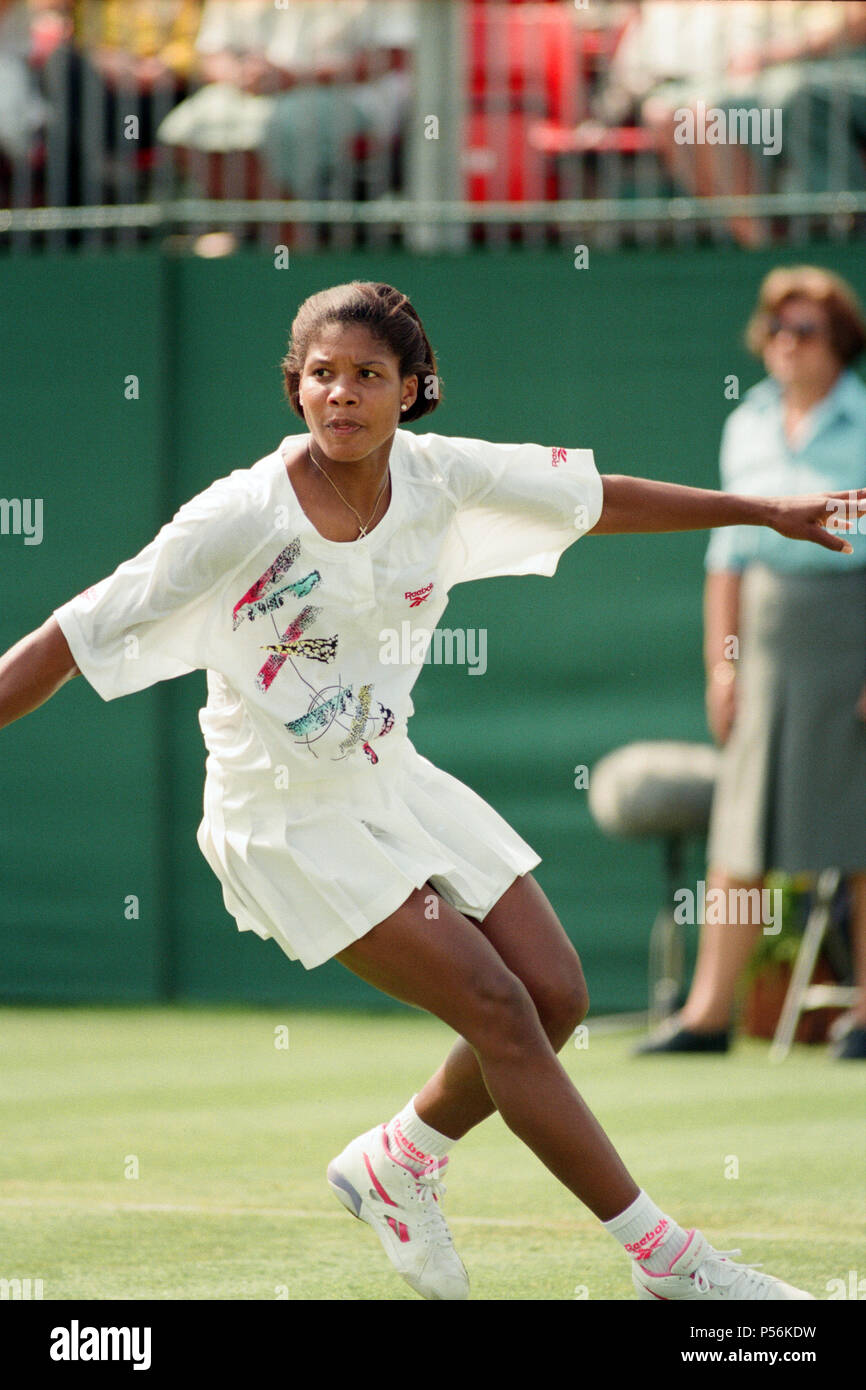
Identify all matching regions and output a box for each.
[637,265,866,1060]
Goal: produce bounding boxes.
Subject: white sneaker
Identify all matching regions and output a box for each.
[327,1124,469,1300]
[632,1228,815,1300]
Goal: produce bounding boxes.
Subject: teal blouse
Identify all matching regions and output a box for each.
[704,368,866,574]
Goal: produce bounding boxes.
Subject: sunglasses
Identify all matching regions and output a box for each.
[766,317,825,341]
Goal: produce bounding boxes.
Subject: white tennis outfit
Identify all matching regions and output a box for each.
[54,430,603,968]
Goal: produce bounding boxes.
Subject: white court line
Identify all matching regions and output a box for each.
[0,1196,579,1231]
[0,1197,836,1241]
[584,1013,646,1034]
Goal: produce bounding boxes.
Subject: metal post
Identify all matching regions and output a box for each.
[648,834,686,1027]
[406,0,466,252]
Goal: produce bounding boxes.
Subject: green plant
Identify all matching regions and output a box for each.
[744,872,811,981]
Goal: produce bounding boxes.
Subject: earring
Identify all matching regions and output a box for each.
[401,404,408,411]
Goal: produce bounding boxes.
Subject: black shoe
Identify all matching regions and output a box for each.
[831,1025,866,1059]
[634,1022,730,1055]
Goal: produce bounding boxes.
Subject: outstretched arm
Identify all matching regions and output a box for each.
[591,476,865,555]
[0,617,79,733]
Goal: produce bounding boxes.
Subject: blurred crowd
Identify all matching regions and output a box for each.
[1,0,865,245]
[0,0,417,221]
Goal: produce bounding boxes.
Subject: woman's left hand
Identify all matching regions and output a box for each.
[767,489,866,552]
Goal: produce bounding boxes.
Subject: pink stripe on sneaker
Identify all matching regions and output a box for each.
[385,1216,411,1244]
[636,1228,698,1278]
[364,1151,398,1207]
[665,1228,696,1273]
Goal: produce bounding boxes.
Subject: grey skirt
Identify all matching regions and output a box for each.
[707,564,866,879]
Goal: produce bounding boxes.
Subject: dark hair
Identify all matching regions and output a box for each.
[281,281,443,424]
[746,265,866,365]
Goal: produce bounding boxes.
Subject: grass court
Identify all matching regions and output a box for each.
[1,1005,862,1302]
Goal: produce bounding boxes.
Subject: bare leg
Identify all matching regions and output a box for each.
[413,874,589,1140]
[643,102,769,247]
[641,104,694,197]
[726,144,770,248]
[678,869,764,1032]
[693,138,769,248]
[337,880,639,1221]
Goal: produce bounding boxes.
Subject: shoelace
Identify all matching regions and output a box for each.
[411,1169,455,1249]
[693,1248,768,1297]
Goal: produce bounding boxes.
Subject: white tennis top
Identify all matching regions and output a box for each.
[54,429,603,967]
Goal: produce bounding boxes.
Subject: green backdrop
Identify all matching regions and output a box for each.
[2,242,863,1010]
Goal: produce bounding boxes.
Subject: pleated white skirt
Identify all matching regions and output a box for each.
[196,735,541,969]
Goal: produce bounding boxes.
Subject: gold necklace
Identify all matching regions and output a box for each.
[307,444,390,538]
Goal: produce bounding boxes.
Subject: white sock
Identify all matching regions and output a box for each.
[602,1190,690,1273]
[384,1095,454,1176]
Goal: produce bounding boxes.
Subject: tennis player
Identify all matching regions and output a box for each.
[2,282,861,1301]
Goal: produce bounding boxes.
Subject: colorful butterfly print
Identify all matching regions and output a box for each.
[339,683,372,755]
[234,571,321,626]
[261,636,338,664]
[256,604,324,692]
[232,539,304,629]
[285,687,351,737]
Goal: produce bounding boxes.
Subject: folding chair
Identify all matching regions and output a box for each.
[769,868,858,1062]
